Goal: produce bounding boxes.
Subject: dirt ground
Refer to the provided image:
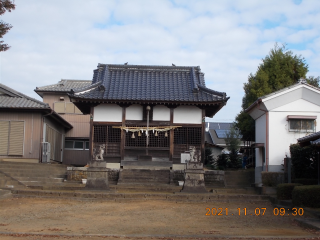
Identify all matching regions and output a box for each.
[0,197,319,240]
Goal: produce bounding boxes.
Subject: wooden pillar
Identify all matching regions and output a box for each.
[201,108,205,164]
[89,107,94,162]
[120,106,126,161]
[169,107,174,162]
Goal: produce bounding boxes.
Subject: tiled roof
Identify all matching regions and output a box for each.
[0,83,73,129]
[246,80,320,113]
[35,79,92,97]
[71,64,228,103]
[311,138,320,145]
[297,131,320,143]
[0,83,49,109]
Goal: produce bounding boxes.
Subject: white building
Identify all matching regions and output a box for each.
[246,80,320,185]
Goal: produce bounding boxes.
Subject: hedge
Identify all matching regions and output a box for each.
[293,178,318,185]
[290,144,319,179]
[292,185,320,208]
[276,183,302,200]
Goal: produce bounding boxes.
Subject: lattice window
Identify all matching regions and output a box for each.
[93,125,107,143]
[125,125,169,147]
[149,131,169,147]
[93,125,121,143]
[107,126,121,143]
[174,127,201,145]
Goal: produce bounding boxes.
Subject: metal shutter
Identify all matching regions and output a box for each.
[0,121,9,155]
[54,102,65,113]
[65,102,75,113]
[8,121,24,155]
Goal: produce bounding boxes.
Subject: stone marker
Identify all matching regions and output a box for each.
[86,160,109,190]
[181,146,207,193]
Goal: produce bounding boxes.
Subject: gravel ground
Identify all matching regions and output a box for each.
[0,197,319,240]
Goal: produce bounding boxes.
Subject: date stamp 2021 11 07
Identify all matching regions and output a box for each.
[205,207,304,216]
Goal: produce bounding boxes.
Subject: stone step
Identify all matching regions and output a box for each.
[0,189,12,199]
[0,173,66,178]
[11,189,271,203]
[0,161,67,189]
[0,162,67,169]
[0,165,67,170]
[121,160,172,170]
[16,177,64,183]
[0,166,67,171]
[119,169,171,185]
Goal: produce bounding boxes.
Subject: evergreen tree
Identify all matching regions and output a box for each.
[235,44,319,141]
[225,125,241,168]
[0,0,15,52]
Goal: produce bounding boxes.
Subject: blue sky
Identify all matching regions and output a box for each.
[1,0,320,122]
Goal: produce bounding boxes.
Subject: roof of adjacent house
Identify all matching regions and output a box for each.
[245,79,320,113]
[35,79,92,97]
[297,131,320,145]
[0,83,49,109]
[205,122,240,146]
[0,83,73,129]
[69,64,229,115]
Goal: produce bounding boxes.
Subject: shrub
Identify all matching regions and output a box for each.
[216,154,229,170]
[276,183,302,200]
[293,178,318,185]
[204,148,214,166]
[261,172,284,187]
[290,144,319,179]
[292,185,320,208]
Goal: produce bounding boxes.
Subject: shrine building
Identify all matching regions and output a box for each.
[68,64,229,168]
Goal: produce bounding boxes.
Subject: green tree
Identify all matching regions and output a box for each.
[225,125,241,168]
[235,44,319,141]
[0,0,15,52]
[204,147,214,166]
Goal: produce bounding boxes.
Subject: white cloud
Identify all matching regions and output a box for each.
[1,0,320,122]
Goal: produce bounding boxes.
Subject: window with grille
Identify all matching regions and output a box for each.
[94,125,121,143]
[289,119,315,132]
[93,125,107,143]
[93,125,121,155]
[65,140,89,150]
[174,127,201,145]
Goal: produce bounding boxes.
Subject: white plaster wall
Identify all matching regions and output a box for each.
[268,99,320,168]
[153,105,170,121]
[173,106,202,124]
[93,104,122,122]
[268,110,320,167]
[273,98,320,112]
[126,104,143,120]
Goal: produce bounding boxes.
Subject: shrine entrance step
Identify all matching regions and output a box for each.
[120,160,172,170]
[118,169,171,184]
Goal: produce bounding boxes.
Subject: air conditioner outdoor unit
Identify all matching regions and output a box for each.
[42,142,51,163]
